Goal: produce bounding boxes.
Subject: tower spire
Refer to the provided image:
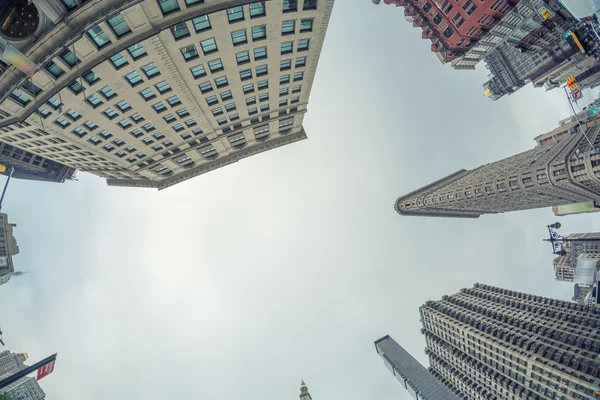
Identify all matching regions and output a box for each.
[299,379,311,399]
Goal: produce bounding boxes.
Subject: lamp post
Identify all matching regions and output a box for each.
[543,222,600,255]
[0,166,15,212]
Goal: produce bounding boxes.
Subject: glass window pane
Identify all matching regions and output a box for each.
[44,61,64,78]
[181,44,199,60]
[68,80,83,94]
[298,39,310,51]
[170,23,190,40]
[300,18,313,32]
[59,49,79,67]
[192,15,211,32]
[82,70,100,84]
[282,20,295,35]
[200,38,218,55]
[125,71,143,86]
[227,6,244,22]
[220,90,232,100]
[254,47,267,60]
[156,80,172,93]
[142,63,160,78]
[283,0,297,12]
[252,25,266,41]
[208,59,223,72]
[236,51,250,65]
[107,14,131,37]
[191,64,206,78]
[87,26,111,48]
[110,53,128,69]
[281,41,293,54]
[303,0,317,10]
[231,30,247,45]
[157,0,180,15]
[250,2,266,17]
[127,43,147,59]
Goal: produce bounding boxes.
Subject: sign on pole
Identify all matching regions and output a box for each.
[36,359,56,380]
[572,88,583,100]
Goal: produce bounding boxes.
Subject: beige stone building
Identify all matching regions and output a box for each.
[395,116,600,218]
[421,283,600,400]
[0,0,333,189]
[0,213,19,277]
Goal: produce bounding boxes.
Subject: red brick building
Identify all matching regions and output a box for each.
[382,0,520,64]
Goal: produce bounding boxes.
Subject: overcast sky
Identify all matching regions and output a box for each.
[1,1,600,399]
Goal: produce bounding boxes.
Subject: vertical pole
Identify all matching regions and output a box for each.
[0,167,14,212]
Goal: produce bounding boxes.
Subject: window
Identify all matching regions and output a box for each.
[220,90,232,101]
[257,79,268,90]
[304,0,317,10]
[130,113,144,123]
[86,95,104,108]
[254,125,269,139]
[293,72,304,81]
[107,14,131,37]
[292,84,301,93]
[291,96,299,104]
[282,20,295,35]
[36,106,51,118]
[192,128,203,136]
[283,0,297,12]
[246,96,256,105]
[227,6,244,23]
[216,117,227,125]
[212,107,223,116]
[130,129,143,138]
[300,19,313,32]
[240,69,253,81]
[55,117,70,128]
[229,113,239,121]
[280,59,292,70]
[181,44,199,61]
[297,39,309,51]
[72,127,86,137]
[255,65,268,77]
[67,80,84,94]
[201,38,218,55]
[537,173,547,180]
[142,63,160,79]
[433,14,442,24]
[116,100,131,112]
[110,53,128,69]
[127,43,147,60]
[280,75,290,84]
[172,123,185,132]
[236,51,250,65]
[279,87,289,97]
[295,56,306,67]
[553,169,565,176]
[192,15,211,32]
[180,133,192,140]
[214,76,228,88]
[140,88,156,100]
[47,96,62,110]
[154,132,165,140]
[167,95,181,106]
[44,61,64,78]
[254,47,267,60]
[84,120,98,130]
[142,123,155,132]
[259,93,269,102]
[208,59,224,73]
[157,0,180,15]
[185,119,197,127]
[522,177,532,184]
[153,102,166,113]
[113,138,125,147]
[87,26,111,48]
[177,108,190,118]
[232,30,247,45]
[496,183,505,189]
[243,83,255,94]
[89,136,101,145]
[281,41,293,54]
[60,0,77,10]
[99,85,117,99]
[125,71,143,86]
[59,49,79,67]
[170,23,190,40]
[279,118,293,128]
[199,81,213,93]
[82,70,100,85]
[104,144,115,152]
[143,137,154,145]
[279,99,288,107]
[103,108,118,119]
[185,0,204,5]
[260,104,269,112]
[206,96,218,106]
[155,80,172,94]
[116,150,126,157]
[443,27,454,38]
[250,2,265,17]
[119,119,132,129]
[190,64,206,79]
[252,25,267,41]
[225,103,236,112]
[248,107,258,115]
[126,145,137,152]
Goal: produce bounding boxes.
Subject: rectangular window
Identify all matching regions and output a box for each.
[84,120,98,130]
[216,117,227,125]
[240,69,253,81]
[522,177,532,184]
[281,41,293,54]
[279,99,288,107]
[116,100,131,112]
[260,104,270,113]
[125,71,143,86]
[231,29,247,45]
[250,2,266,18]
[297,39,309,51]
[227,6,244,23]
[59,49,79,67]
[157,0,180,15]
[201,38,218,55]
[206,95,218,106]
[180,133,192,140]
[248,107,258,115]
[142,123,155,132]
[55,117,70,128]
[254,47,267,61]
[67,80,83,94]
[279,118,293,128]
[225,103,236,112]
[154,132,165,140]
[103,108,118,119]
[113,138,125,146]
[181,44,199,61]
[280,75,290,84]
[283,0,297,12]
[177,108,190,118]
[252,25,267,41]
[282,20,295,35]
[155,80,172,94]
[170,23,190,40]
[127,43,147,60]
[255,64,268,77]
[82,70,100,85]
[109,53,128,69]
[212,107,223,116]
[236,51,250,65]
[119,119,132,129]
[104,144,115,152]
[86,95,104,108]
[229,113,239,121]
[509,180,518,187]
[257,79,268,90]
[87,26,112,48]
[293,72,304,81]
[99,85,117,99]
[208,59,224,73]
[60,0,77,10]
[185,119,197,127]
[130,113,144,123]
[300,19,313,32]
[72,127,87,137]
[185,0,204,5]
[130,129,143,138]
[292,84,301,93]
[304,0,317,10]
[153,102,167,113]
[89,136,101,145]
[139,88,156,100]
[214,76,228,88]
[106,14,131,38]
[142,64,160,80]
[116,150,126,157]
[172,123,185,132]
[190,64,206,79]
[496,183,505,189]
[36,106,51,118]
[537,173,547,180]
[246,96,256,105]
[143,137,154,145]
[192,15,211,32]
[199,81,213,93]
[295,56,307,67]
[291,96,299,103]
[220,90,232,101]
[44,61,65,78]
[167,95,181,106]
[259,93,269,102]
[243,84,255,94]
[279,87,289,97]
[280,59,292,70]
[126,145,137,152]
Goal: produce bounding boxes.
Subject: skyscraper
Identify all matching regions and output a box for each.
[0,213,19,278]
[0,350,29,377]
[411,284,600,399]
[299,380,312,399]
[0,0,333,190]
[0,351,45,400]
[394,116,600,218]
[374,335,459,400]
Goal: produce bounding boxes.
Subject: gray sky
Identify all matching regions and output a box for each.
[1,1,600,399]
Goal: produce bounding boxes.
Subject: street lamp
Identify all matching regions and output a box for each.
[544,222,567,256]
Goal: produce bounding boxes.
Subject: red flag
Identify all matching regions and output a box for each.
[36,359,56,380]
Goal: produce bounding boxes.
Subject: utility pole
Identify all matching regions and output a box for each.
[544,222,600,255]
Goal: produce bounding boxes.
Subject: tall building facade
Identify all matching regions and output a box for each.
[417,283,600,399]
[394,116,600,218]
[374,335,460,400]
[0,0,333,190]
[0,351,45,400]
[0,142,76,183]
[0,213,19,277]
[0,351,28,377]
